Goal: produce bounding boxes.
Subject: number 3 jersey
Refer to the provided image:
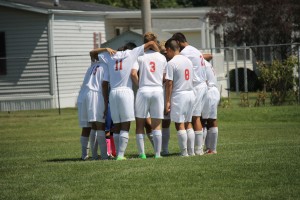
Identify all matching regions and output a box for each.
[133,50,167,89]
[165,54,194,93]
[98,45,145,90]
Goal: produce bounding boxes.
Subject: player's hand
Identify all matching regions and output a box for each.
[164,102,171,115]
[106,48,116,56]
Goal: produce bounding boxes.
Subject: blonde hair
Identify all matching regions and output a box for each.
[143,32,157,43]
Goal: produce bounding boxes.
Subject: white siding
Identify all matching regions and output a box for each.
[52,15,106,108]
[105,18,142,41]
[0,7,52,111]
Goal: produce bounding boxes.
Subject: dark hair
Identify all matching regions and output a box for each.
[171,32,187,43]
[123,42,137,50]
[165,39,180,52]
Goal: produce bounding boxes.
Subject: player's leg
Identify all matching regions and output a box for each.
[80,127,91,160]
[205,87,220,154]
[136,117,146,159]
[151,118,162,158]
[161,118,171,156]
[145,117,154,147]
[193,85,207,155]
[89,123,98,160]
[117,121,131,160]
[175,122,188,156]
[206,119,218,154]
[185,121,195,156]
[93,122,108,160]
[78,100,92,160]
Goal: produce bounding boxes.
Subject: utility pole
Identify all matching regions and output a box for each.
[141,0,152,34]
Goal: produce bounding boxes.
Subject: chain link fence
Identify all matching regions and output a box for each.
[0,43,299,112]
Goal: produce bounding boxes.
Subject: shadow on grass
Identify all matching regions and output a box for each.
[45,153,180,163]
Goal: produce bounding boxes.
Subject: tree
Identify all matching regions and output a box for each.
[207,0,300,59]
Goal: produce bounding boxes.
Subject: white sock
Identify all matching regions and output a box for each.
[208,127,218,152]
[162,128,170,154]
[96,130,108,160]
[118,131,129,158]
[146,132,154,148]
[136,133,145,155]
[177,130,188,156]
[186,128,195,156]
[203,127,207,145]
[152,130,162,157]
[80,136,89,159]
[195,130,204,155]
[113,133,120,156]
[90,129,98,159]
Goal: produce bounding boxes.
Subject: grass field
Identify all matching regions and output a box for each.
[0,105,300,199]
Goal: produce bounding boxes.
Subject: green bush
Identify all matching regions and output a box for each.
[257,56,298,105]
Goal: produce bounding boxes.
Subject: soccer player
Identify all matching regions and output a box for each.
[131,32,167,159]
[202,60,220,154]
[159,41,171,156]
[93,41,160,160]
[78,53,110,160]
[171,32,209,155]
[77,56,98,160]
[164,38,195,157]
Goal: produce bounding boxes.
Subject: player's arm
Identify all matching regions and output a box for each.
[131,69,139,87]
[102,81,109,119]
[165,79,173,115]
[144,41,160,52]
[203,53,213,61]
[90,48,116,61]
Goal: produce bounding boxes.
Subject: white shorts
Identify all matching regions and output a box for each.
[170,91,195,123]
[77,102,91,128]
[109,87,135,123]
[202,86,220,119]
[192,83,207,116]
[81,90,105,123]
[135,87,164,119]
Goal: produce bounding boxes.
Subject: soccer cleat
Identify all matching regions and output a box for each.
[116,156,127,161]
[205,149,217,155]
[154,155,162,159]
[161,151,169,156]
[138,154,147,159]
[195,149,204,156]
[81,155,89,161]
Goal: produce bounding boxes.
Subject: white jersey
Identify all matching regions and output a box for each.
[133,50,167,88]
[77,61,108,102]
[98,45,145,89]
[180,45,206,86]
[205,60,218,87]
[165,54,194,93]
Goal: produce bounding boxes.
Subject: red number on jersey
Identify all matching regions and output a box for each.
[185,69,190,80]
[150,61,156,72]
[115,60,123,71]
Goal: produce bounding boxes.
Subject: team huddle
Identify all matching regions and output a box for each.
[78,32,220,161]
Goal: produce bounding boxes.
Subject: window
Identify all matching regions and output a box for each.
[0,32,6,75]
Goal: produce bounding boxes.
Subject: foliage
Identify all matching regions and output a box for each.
[257,56,298,105]
[207,0,300,59]
[81,0,209,9]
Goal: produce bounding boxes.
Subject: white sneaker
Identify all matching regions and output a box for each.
[195,149,204,156]
[81,155,89,161]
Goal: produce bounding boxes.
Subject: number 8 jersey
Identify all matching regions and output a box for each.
[165,54,194,93]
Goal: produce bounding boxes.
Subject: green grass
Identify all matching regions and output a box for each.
[0,106,300,199]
